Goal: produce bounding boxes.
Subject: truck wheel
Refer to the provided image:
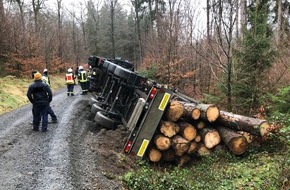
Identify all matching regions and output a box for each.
[94,111,120,129]
[89,97,99,105]
[91,103,105,115]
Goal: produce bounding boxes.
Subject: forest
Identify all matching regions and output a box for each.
[0,0,289,116]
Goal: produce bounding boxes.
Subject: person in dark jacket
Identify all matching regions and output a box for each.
[27,72,52,132]
[31,70,58,123]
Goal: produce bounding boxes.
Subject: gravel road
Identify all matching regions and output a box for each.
[0,85,133,190]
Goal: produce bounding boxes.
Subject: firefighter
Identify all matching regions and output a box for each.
[31,70,58,123]
[65,68,76,96]
[78,66,88,95]
[27,72,52,132]
[42,69,50,86]
[75,66,79,84]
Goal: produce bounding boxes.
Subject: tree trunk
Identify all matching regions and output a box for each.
[177,121,197,141]
[171,135,190,156]
[159,120,180,138]
[194,134,201,143]
[179,101,201,120]
[216,125,248,155]
[216,111,271,137]
[276,0,282,46]
[165,100,184,122]
[166,100,219,123]
[187,141,198,154]
[196,120,206,129]
[196,103,220,122]
[200,126,221,149]
[154,134,171,151]
[148,147,162,162]
[196,143,211,156]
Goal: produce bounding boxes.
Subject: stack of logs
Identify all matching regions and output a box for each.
[147,100,272,166]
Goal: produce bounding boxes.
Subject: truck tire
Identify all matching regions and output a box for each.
[91,103,105,115]
[94,111,119,129]
[89,97,99,105]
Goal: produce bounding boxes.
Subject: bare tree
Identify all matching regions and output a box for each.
[240,0,247,41]
[56,0,63,58]
[276,0,282,46]
[32,0,45,33]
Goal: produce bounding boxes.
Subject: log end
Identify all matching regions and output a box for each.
[229,136,248,155]
[206,106,220,122]
[204,131,221,149]
[166,101,184,122]
[148,148,162,162]
[160,121,180,138]
[197,143,211,156]
[191,108,201,120]
[155,135,171,151]
[260,121,271,137]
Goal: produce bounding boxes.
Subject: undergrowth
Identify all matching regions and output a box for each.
[0,75,66,114]
[122,141,289,189]
[122,131,290,190]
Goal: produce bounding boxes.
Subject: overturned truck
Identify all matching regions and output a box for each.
[87,55,272,163]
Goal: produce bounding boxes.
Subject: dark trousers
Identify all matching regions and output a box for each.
[32,103,49,131]
[48,106,57,121]
[80,82,88,94]
[67,84,74,96]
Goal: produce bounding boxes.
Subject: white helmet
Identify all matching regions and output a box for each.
[43,69,48,72]
[68,68,73,73]
[79,66,83,70]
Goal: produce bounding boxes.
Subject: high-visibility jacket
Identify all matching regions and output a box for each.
[78,70,87,82]
[66,73,75,84]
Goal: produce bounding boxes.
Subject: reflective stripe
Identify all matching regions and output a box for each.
[137,139,149,157]
[158,93,171,111]
[79,71,87,82]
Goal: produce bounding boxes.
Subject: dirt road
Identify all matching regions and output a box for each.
[0,85,133,190]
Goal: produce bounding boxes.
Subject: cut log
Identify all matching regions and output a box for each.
[175,101,220,122]
[194,134,201,143]
[171,135,190,156]
[148,148,162,162]
[159,121,180,138]
[187,141,198,154]
[196,120,206,130]
[200,126,221,149]
[196,143,211,156]
[154,134,171,151]
[196,103,220,122]
[165,101,184,122]
[177,121,197,141]
[216,125,248,155]
[216,110,271,137]
[179,101,201,120]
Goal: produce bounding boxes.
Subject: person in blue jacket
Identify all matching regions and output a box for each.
[27,72,52,132]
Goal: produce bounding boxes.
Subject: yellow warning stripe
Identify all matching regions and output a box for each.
[137,139,149,157]
[158,93,171,111]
